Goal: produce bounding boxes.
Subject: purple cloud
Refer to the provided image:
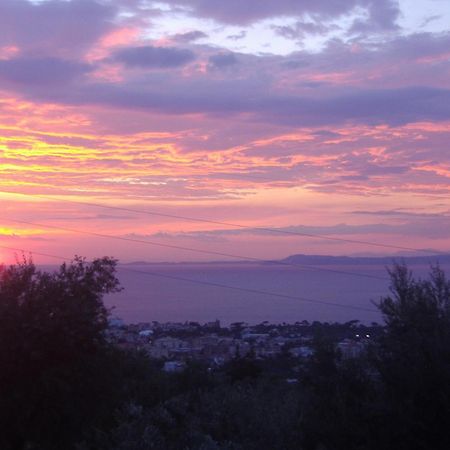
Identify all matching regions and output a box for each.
[381,32,450,61]
[270,87,450,126]
[0,0,115,56]
[112,45,196,68]
[0,57,91,85]
[208,52,239,69]
[227,31,247,41]
[0,9,449,132]
[4,63,450,127]
[164,0,400,28]
[350,0,400,33]
[171,30,208,43]
[273,21,335,40]
[350,210,450,219]
[147,216,450,240]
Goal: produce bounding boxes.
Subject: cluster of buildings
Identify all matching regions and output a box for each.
[106,318,370,372]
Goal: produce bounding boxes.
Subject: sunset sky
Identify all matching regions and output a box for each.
[1,0,450,264]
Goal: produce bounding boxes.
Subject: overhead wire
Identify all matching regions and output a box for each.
[1,217,389,281]
[0,190,439,255]
[0,244,379,314]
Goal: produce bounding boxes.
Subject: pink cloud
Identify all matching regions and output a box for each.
[0,1,449,261]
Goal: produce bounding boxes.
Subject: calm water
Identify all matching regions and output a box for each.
[104,263,450,325]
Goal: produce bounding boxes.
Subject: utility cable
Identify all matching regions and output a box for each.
[0,190,438,255]
[0,244,379,314]
[1,217,389,281]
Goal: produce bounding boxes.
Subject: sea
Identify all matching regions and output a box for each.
[103,262,450,325]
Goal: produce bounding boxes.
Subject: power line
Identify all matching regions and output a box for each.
[121,267,379,313]
[0,245,66,262]
[0,190,437,254]
[1,217,388,281]
[0,244,379,314]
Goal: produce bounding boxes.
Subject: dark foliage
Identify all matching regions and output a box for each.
[0,257,122,450]
[1,260,450,450]
[371,264,450,450]
[299,264,450,450]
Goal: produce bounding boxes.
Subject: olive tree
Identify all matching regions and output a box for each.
[0,256,122,450]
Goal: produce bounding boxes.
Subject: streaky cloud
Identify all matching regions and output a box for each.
[0,56,92,85]
[112,45,196,68]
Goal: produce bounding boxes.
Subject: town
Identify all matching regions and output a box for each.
[107,317,380,373]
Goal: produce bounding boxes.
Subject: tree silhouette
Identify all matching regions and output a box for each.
[0,256,122,450]
[372,264,450,450]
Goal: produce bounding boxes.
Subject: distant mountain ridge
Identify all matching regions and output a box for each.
[281,253,450,266]
[124,253,450,266]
